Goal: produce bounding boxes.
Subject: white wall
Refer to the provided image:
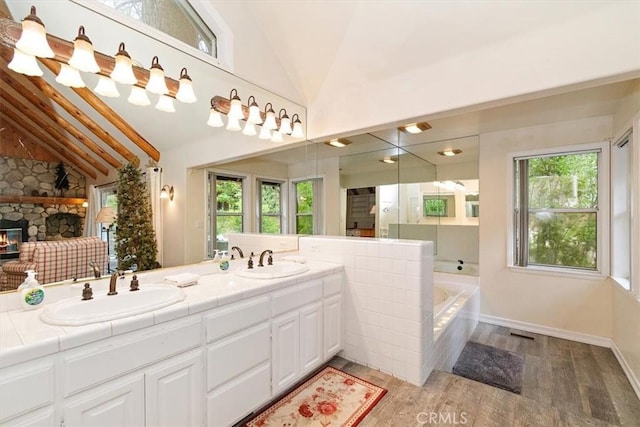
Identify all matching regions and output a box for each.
[478,116,613,338]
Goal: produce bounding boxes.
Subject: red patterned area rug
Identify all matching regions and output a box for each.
[245,366,387,426]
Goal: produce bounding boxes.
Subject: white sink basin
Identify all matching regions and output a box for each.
[235,263,309,279]
[40,285,186,326]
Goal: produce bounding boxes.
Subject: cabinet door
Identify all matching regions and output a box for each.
[63,375,144,427]
[145,350,204,427]
[299,301,323,374]
[271,311,299,395]
[324,294,343,359]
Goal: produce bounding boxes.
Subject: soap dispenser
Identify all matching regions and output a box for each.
[17,270,45,310]
[219,251,230,272]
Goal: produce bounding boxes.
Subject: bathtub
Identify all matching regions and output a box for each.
[434,260,479,276]
[433,286,462,320]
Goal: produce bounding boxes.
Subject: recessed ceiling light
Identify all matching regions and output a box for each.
[399,122,431,134]
[379,156,398,164]
[437,149,463,156]
[324,138,352,148]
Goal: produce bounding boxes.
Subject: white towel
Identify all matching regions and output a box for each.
[281,255,307,264]
[164,273,200,287]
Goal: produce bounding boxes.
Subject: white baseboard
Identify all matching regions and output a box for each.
[479,314,640,400]
[611,342,640,400]
[479,314,612,347]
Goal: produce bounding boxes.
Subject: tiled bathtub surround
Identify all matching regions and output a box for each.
[298,236,434,386]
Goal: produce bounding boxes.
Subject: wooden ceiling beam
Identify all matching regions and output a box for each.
[0,65,122,169]
[0,18,161,162]
[1,109,99,179]
[0,91,109,176]
[7,57,141,165]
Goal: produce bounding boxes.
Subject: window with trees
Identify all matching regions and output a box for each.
[293,179,322,235]
[208,173,244,255]
[95,0,217,57]
[258,180,284,234]
[513,145,607,272]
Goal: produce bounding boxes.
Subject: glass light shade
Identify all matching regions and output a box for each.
[110,44,137,85]
[263,110,277,130]
[68,27,100,73]
[55,64,85,88]
[278,116,292,135]
[176,77,197,103]
[242,122,256,136]
[155,95,175,112]
[259,126,271,140]
[160,188,168,199]
[271,131,283,143]
[145,57,169,95]
[16,9,54,58]
[228,97,243,120]
[8,49,43,76]
[94,76,120,97]
[207,109,224,127]
[247,104,262,125]
[291,121,304,138]
[226,116,241,131]
[128,86,151,106]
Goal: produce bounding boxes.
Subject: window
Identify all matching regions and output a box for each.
[423,195,455,217]
[95,0,217,57]
[512,145,608,273]
[208,173,245,256]
[100,187,118,271]
[293,179,323,234]
[258,180,284,234]
[611,131,632,288]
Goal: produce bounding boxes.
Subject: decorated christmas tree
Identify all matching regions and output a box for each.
[54,162,70,194]
[114,162,158,271]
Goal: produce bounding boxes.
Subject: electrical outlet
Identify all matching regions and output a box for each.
[310,244,320,253]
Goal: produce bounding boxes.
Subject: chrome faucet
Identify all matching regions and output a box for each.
[89,261,101,279]
[258,249,273,267]
[230,246,244,260]
[108,270,123,295]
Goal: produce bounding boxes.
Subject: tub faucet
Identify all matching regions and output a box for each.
[108,270,124,296]
[89,261,101,279]
[230,246,244,260]
[258,249,273,267]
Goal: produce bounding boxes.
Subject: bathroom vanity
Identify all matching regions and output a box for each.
[0,262,343,426]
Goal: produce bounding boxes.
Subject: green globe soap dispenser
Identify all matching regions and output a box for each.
[17,270,45,310]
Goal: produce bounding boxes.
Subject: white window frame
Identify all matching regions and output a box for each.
[507,141,610,279]
[207,170,249,257]
[290,177,324,235]
[256,177,288,234]
[610,130,632,290]
[72,0,233,71]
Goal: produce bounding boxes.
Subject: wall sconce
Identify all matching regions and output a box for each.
[160,185,174,201]
[4,6,195,114]
[398,122,431,134]
[207,91,305,140]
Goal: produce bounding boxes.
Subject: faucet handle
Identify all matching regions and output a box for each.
[247,253,254,269]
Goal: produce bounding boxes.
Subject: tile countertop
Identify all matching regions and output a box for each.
[0,260,343,369]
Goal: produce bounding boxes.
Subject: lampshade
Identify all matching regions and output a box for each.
[227,89,243,120]
[128,86,151,106]
[15,6,54,58]
[175,68,197,103]
[8,49,43,76]
[207,104,224,128]
[110,42,137,85]
[145,56,169,95]
[258,126,271,140]
[160,185,174,201]
[291,114,304,138]
[94,76,120,97]
[278,109,292,134]
[55,64,85,88]
[95,206,116,224]
[226,115,241,131]
[155,95,175,112]
[263,103,277,130]
[242,122,256,136]
[68,26,100,73]
[271,131,283,143]
[246,96,262,124]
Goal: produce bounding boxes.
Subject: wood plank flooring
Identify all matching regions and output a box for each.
[328,322,640,426]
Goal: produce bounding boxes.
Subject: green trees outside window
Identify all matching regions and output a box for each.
[295,180,314,234]
[260,181,282,234]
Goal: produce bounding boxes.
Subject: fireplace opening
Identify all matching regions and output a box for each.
[0,219,28,260]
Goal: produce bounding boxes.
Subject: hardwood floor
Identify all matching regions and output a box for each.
[329,322,640,426]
